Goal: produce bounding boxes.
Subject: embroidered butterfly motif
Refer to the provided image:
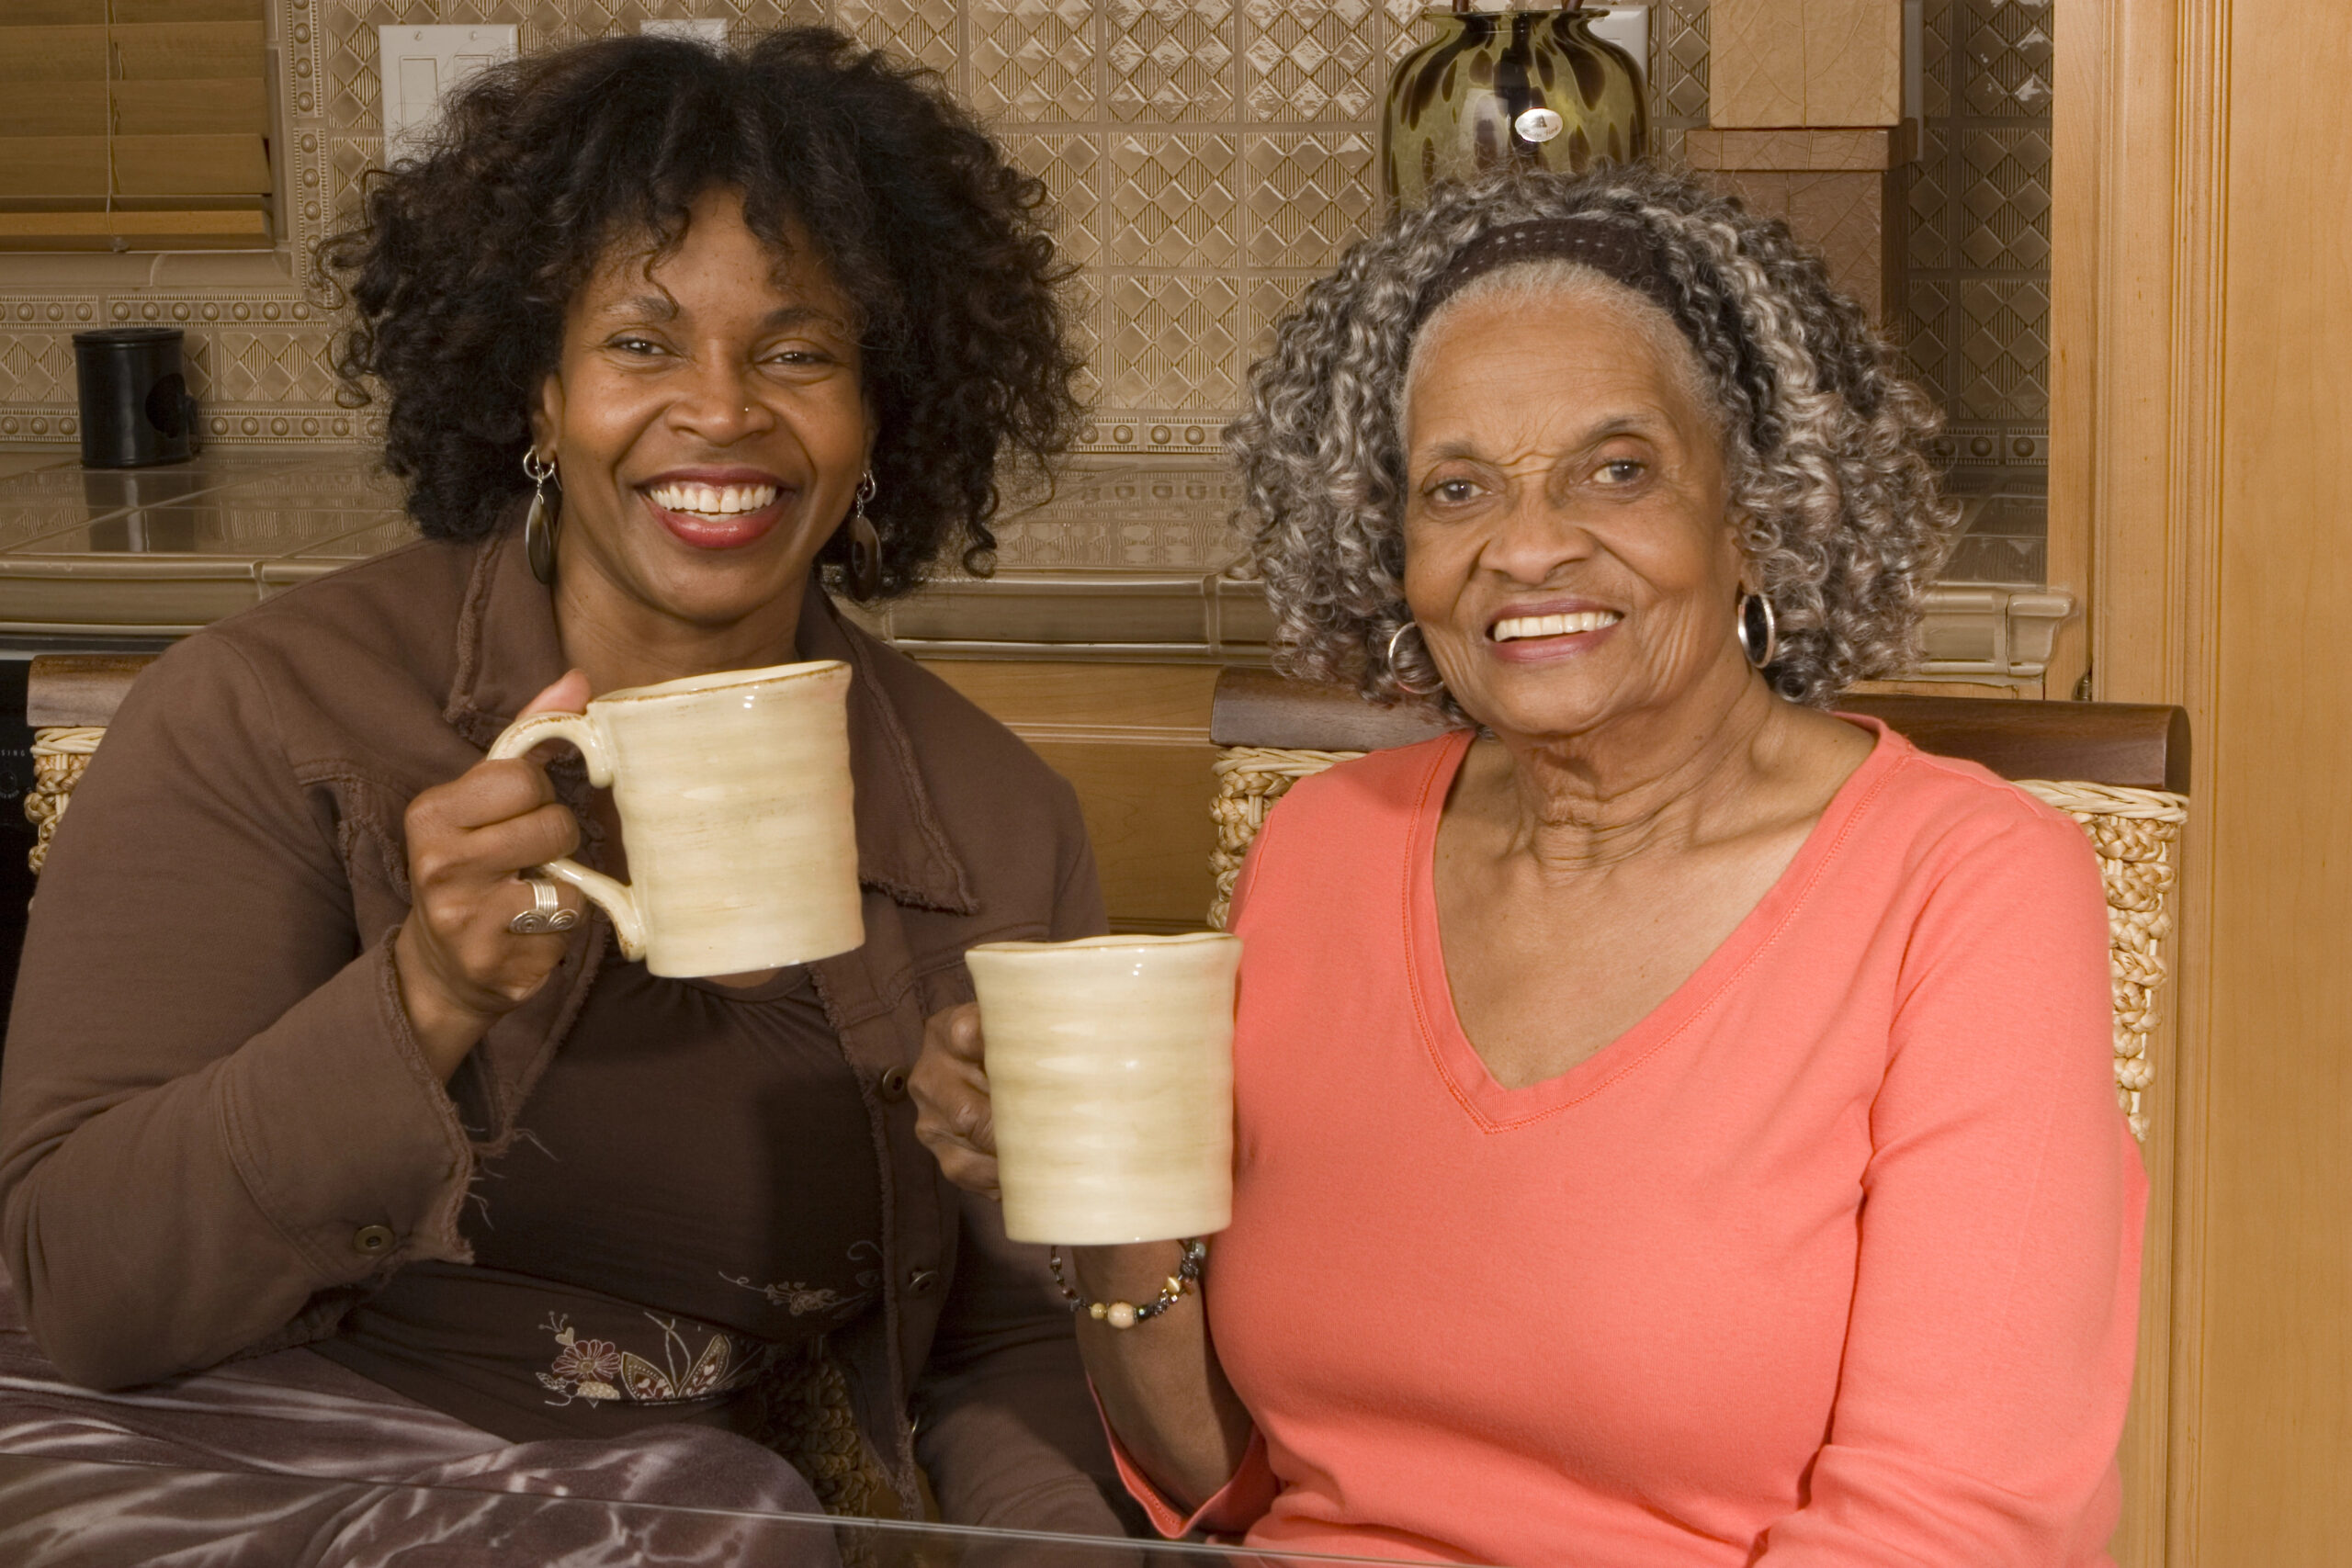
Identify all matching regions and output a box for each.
[621,1332,733,1401]
[537,1313,761,1408]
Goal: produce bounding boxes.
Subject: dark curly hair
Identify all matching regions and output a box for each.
[321,28,1082,596]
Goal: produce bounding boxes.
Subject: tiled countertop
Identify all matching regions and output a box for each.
[0,449,413,640]
[0,448,1270,654]
[0,448,2064,680]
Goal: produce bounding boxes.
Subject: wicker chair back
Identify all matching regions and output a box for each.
[1204,669,2190,1142]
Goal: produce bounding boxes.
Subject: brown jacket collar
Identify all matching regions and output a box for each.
[437,527,976,916]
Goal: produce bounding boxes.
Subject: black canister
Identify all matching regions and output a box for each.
[72,326,202,468]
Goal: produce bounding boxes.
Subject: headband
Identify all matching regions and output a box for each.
[1413,214,1682,331]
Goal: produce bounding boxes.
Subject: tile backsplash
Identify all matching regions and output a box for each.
[0,0,1703,457]
[0,0,2049,514]
[1900,0,2052,484]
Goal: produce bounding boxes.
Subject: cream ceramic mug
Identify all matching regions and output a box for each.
[966,931,1239,1246]
[485,660,863,978]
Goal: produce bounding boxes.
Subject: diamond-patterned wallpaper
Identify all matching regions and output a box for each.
[1898,0,2053,484]
[1,0,1713,456]
[0,0,838,448]
[14,0,2048,483]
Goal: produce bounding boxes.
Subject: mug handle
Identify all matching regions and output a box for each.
[484,711,648,961]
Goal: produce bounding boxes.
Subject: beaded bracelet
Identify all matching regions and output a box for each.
[1046,1237,1208,1329]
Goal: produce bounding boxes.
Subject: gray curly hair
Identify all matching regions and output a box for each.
[1227,164,1960,711]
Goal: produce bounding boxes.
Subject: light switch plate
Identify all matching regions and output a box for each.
[1586,6,1650,93]
[379,24,519,165]
[641,18,729,47]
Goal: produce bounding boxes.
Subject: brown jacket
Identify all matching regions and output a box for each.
[0,527,1125,1531]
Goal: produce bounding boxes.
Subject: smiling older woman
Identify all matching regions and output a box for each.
[0,28,1134,1561]
[914,166,2147,1565]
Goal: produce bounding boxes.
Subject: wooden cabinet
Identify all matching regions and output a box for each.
[916,660,1220,932]
[2055,3,2352,1561]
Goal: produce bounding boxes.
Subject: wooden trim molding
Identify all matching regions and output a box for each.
[2052,0,2234,1561]
[2159,15,2229,1567]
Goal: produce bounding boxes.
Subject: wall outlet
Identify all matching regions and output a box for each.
[1586,6,1650,93]
[379,24,519,165]
[641,18,730,47]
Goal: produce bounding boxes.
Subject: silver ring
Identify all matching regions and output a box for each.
[506,876,579,936]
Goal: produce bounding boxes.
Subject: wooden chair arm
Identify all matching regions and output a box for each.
[1210,667,2191,795]
[28,653,160,729]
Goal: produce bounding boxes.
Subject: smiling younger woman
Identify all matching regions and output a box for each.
[0,28,1136,1551]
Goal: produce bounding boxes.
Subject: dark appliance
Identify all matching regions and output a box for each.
[72,326,202,468]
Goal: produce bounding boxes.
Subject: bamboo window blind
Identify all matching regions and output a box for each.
[0,0,271,251]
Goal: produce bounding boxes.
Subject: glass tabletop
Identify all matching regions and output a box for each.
[0,1450,1481,1568]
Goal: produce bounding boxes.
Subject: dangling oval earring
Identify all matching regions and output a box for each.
[845,470,881,601]
[523,448,560,586]
[1736,589,1779,670]
[1385,619,1445,696]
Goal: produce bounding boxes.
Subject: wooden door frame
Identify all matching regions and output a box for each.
[2050,0,2231,1561]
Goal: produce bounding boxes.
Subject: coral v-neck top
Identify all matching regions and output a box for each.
[1114,721,2145,1566]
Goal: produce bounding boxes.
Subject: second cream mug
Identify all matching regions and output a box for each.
[967,931,1239,1246]
[485,660,864,977]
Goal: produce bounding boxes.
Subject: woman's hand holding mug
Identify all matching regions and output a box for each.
[395,670,593,1081]
[913,1002,1001,1199]
[920,935,1238,1247]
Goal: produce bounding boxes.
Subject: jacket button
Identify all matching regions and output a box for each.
[905,1268,940,1294]
[352,1224,396,1257]
[877,1066,910,1103]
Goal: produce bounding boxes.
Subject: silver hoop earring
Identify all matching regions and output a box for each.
[845,470,881,601]
[522,448,560,586]
[1736,591,1778,670]
[1385,620,1445,696]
